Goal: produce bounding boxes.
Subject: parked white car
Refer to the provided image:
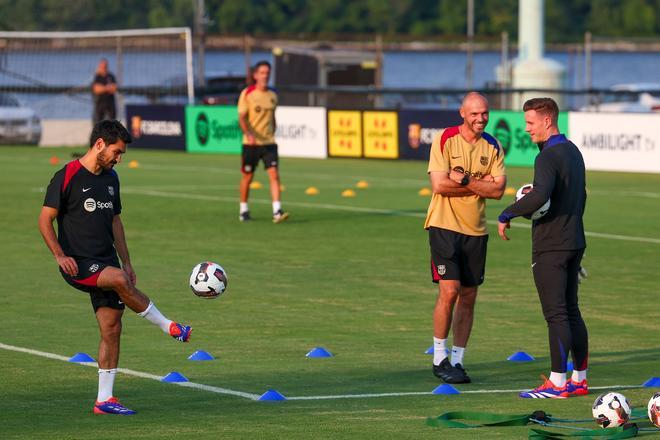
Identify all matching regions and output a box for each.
[581,83,660,113]
[0,94,42,144]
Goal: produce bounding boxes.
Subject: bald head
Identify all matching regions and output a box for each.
[459,92,489,140]
[461,92,488,109]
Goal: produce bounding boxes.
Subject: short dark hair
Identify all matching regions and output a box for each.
[523,97,559,124]
[254,60,271,71]
[89,119,131,148]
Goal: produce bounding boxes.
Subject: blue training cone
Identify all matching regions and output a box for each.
[425,346,450,355]
[306,347,333,358]
[432,384,460,395]
[161,371,189,382]
[68,352,96,363]
[507,351,535,362]
[643,377,660,387]
[188,350,215,361]
[258,389,287,401]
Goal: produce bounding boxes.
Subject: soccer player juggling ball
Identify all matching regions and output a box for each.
[38,120,192,415]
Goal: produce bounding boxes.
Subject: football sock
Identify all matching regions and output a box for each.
[572,369,587,383]
[97,368,117,402]
[450,346,465,366]
[240,202,249,214]
[549,371,567,387]
[137,301,172,333]
[432,337,447,366]
[272,201,281,214]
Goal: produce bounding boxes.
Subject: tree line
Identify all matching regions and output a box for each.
[1,0,658,42]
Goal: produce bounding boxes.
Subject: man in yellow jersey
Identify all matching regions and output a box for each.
[425,92,506,383]
[237,61,288,223]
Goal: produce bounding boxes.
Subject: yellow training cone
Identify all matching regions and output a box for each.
[249,181,263,189]
[341,189,356,198]
[356,180,369,189]
[504,187,516,196]
[279,184,286,192]
[128,160,139,169]
[418,187,432,196]
[305,186,319,195]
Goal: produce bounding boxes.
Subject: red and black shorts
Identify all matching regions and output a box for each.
[60,257,124,312]
[241,144,279,174]
[429,227,488,287]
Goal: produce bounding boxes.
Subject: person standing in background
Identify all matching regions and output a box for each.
[237,60,288,223]
[92,58,117,124]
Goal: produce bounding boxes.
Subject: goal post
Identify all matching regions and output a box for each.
[0,27,194,120]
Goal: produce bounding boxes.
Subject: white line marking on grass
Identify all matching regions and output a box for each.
[0,342,260,400]
[120,188,660,245]
[286,384,643,401]
[2,342,646,402]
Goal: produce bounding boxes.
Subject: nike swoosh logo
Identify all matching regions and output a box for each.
[82,187,91,192]
[451,156,462,159]
[531,262,537,268]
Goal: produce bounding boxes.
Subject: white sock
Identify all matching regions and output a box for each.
[272,201,281,214]
[450,346,465,366]
[137,301,172,333]
[240,202,249,214]
[572,369,587,383]
[97,368,117,402]
[432,337,447,366]
[549,371,567,387]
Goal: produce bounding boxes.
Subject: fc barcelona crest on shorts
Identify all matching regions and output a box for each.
[437,265,446,276]
[480,156,488,166]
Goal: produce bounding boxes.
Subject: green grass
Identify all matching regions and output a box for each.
[1,146,659,439]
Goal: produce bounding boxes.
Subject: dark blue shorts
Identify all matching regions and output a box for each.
[429,227,488,287]
[60,256,124,312]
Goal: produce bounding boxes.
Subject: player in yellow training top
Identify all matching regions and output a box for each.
[425,92,506,384]
[237,61,288,223]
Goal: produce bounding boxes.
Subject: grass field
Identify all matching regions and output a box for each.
[1,146,659,439]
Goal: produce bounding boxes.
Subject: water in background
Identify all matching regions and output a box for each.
[4,50,660,119]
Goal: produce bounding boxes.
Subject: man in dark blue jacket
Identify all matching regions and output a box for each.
[498,97,588,399]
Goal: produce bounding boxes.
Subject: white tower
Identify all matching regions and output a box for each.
[510,0,566,109]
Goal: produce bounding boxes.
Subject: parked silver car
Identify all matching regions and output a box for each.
[0,94,42,144]
[581,83,660,113]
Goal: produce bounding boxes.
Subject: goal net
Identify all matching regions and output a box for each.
[0,28,193,120]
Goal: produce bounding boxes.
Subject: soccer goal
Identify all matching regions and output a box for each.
[0,28,194,120]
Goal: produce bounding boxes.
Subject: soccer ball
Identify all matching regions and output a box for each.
[592,392,632,428]
[649,392,660,428]
[515,183,550,220]
[189,262,228,299]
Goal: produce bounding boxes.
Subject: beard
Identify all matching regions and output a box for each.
[96,150,117,170]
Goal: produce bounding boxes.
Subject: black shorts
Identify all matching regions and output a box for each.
[429,227,488,287]
[241,144,279,174]
[60,256,124,312]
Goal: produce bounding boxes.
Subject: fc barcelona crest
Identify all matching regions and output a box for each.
[480,156,488,166]
[108,186,115,196]
[437,265,446,276]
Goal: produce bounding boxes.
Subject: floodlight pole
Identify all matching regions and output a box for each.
[466,0,474,89]
[195,0,206,89]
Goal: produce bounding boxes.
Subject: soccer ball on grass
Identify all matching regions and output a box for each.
[189,262,228,299]
[592,392,632,428]
[515,183,550,220]
[649,392,660,428]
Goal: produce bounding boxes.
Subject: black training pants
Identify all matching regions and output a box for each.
[532,248,588,373]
